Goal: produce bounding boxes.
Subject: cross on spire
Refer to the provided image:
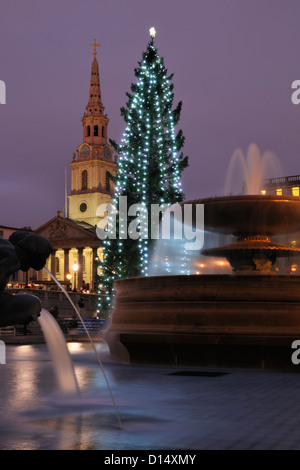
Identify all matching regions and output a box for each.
[90,38,100,58]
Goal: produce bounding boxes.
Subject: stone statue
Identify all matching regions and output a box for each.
[0,231,53,327]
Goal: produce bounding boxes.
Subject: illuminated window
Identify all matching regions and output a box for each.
[292,187,300,196]
[261,190,266,195]
[276,188,282,196]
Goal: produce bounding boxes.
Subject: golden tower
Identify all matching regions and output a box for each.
[68,40,117,226]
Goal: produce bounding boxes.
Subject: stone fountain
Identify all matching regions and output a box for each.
[105,145,300,369]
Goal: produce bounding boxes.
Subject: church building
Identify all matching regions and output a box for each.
[34,41,117,292]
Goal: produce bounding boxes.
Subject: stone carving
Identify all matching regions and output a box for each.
[49,221,68,239]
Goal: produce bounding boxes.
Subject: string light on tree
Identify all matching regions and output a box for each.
[98,29,189,314]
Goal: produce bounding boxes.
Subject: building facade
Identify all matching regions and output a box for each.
[260,175,300,196]
[34,212,102,292]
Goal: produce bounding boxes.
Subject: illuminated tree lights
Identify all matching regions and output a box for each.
[97,36,188,315]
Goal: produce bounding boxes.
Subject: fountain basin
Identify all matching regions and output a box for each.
[105,274,300,369]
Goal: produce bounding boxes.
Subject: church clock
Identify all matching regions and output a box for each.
[81,145,90,158]
[104,146,111,159]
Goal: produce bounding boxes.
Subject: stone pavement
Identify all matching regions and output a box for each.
[1,343,300,450]
[104,363,300,450]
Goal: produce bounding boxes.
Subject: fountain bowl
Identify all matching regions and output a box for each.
[185,195,300,237]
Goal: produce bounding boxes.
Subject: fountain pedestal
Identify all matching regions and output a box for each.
[105,274,300,368]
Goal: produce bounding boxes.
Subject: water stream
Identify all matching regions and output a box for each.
[224,142,282,195]
[42,267,122,427]
[38,309,79,395]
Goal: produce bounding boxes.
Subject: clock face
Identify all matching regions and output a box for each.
[81,145,90,158]
[104,146,111,159]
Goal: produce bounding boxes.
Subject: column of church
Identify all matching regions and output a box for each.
[64,249,70,278]
[92,247,98,292]
[78,248,84,290]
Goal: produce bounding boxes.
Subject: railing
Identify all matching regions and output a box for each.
[62,318,106,335]
[0,326,16,336]
[263,175,300,186]
[7,288,103,319]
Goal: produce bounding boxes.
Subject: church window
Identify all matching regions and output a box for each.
[80,202,87,213]
[87,125,91,137]
[106,171,110,192]
[82,170,88,190]
[94,125,98,136]
[102,126,105,138]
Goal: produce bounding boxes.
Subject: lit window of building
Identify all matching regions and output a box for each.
[262,175,300,196]
[260,190,266,195]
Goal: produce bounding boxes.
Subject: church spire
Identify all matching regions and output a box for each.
[86,39,104,115]
[69,40,117,226]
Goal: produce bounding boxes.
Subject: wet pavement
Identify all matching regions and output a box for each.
[1,342,300,450]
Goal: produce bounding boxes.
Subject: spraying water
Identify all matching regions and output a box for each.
[43,267,122,428]
[224,143,283,195]
[38,309,79,395]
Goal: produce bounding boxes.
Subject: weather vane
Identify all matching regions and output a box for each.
[90,38,100,58]
[149,27,156,39]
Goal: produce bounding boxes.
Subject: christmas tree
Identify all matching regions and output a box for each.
[97,28,188,315]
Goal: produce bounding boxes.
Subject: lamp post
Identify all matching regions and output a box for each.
[72,262,78,291]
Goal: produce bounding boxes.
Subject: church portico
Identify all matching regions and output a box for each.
[35,214,102,292]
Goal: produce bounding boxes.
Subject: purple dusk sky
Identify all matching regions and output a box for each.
[1,0,300,229]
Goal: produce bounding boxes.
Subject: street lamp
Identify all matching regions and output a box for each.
[66,273,72,291]
[72,262,78,291]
